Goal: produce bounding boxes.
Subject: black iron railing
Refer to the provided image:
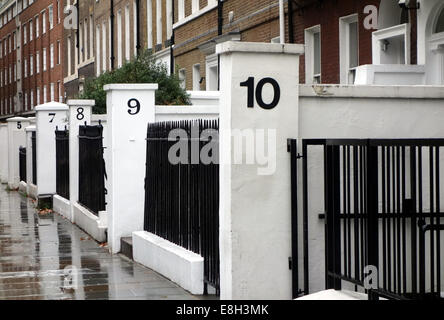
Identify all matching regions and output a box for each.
[78,125,106,215]
[55,128,70,200]
[31,131,36,185]
[292,139,444,300]
[144,120,220,294]
[19,146,26,182]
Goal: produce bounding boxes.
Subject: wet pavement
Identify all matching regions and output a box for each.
[0,185,202,300]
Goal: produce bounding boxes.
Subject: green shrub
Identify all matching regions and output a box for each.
[80,49,190,114]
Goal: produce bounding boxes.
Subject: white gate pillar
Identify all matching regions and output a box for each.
[217,41,304,299]
[35,102,69,200]
[7,117,31,189]
[0,123,8,183]
[105,84,157,254]
[67,100,94,222]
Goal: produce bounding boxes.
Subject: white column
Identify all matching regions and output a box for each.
[7,117,31,189]
[25,125,35,185]
[35,102,69,198]
[216,41,304,299]
[104,84,157,254]
[0,123,9,183]
[68,100,94,222]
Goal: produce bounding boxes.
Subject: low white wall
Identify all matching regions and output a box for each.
[133,231,204,295]
[155,105,219,122]
[72,202,107,242]
[0,124,8,183]
[355,64,426,85]
[53,195,71,220]
[298,84,444,293]
[187,91,220,106]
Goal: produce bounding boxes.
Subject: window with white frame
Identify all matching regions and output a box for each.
[102,21,106,71]
[339,14,359,84]
[83,19,88,60]
[57,40,61,65]
[49,5,53,29]
[50,43,54,68]
[68,36,72,75]
[79,22,83,62]
[30,90,34,108]
[90,16,94,59]
[206,54,218,91]
[35,16,39,38]
[179,68,186,89]
[36,87,40,105]
[50,83,54,101]
[23,24,27,44]
[24,58,27,77]
[125,4,130,60]
[42,10,46,34]
[304,25,321,84]
[58,81,62,102]
[43,47,47,71]
[29,20,33,41]
[117,11,123,67]
[96,25,100,75]
[193,64,201,91]
[30,55,33,76]
[156,0,162,45]
[36,51,40,74]
[147,0,153,49]
[43,85,47,103]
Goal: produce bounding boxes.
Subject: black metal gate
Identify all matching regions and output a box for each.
[19,147,26,182]
[31,131,36,185]
[144,120,220,294]
[78,124,106,215]
[290,138,444,300]
[56,128,70,200]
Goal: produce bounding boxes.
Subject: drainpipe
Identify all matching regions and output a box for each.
[288,0,294,43]
[76,1,80,63]
[110,0,115,70]
[170,0,175,75]
[279,0,285,43]
[217,0,224,90]
[136,0,141,54]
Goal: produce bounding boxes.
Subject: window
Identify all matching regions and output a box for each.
[193,64,201,91]
[58,81,62,102]
[179,69,186,89]
[206,54,218,91]
[30,90,34,108]
[35,16,39,38]
[42,10,46,34]
[340,14,359,84]
[435,8,444,34]
[50,43,54,68]
[36,51,40,73]
[90,16,94,60]
[43,85,47,103]
[57,41,61,65]
[304,25,321,84]
[30,55,33,76]
[125,5,130,60]
[29,20,33,41]
[67,36,72,75]
[147,0,153,49]
[49,5,53,30]
[36,87,40,105]
[156,0,162,45]
[50,83,54,101]
[57,1,61,24]
[83,19,88,60]
[24,58,27,77]
[96,26,100,75]
[13,32,16,50]
[117,11,122,67]
[79,22,83,62]
[102,21,107,71]
[43,47,47,71]
[23,25,27,44]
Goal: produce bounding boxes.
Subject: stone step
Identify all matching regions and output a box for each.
[120,237,133,260]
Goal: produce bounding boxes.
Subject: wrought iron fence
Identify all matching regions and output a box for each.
[78,124,106,215]
[19,146,26,183]
[144,120,220,294]
[55,128,70,200]
[291,138,444,300]
[31,131,36,185]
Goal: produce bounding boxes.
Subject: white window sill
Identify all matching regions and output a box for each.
[173,3,218,30]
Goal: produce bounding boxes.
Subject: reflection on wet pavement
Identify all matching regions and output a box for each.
[0,186,200,300]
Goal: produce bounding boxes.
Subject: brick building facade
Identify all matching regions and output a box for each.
[0,0,65,119]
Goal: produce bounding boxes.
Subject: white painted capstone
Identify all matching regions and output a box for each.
[217,41,304,300]
[35,102,69,198]
[105,84,157,254]
[72,202,107,242]
[7,117,31,189]
[67,100,94,222]
[0,123,8,183]
[53,195,71,220]
[133,231,204,295]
